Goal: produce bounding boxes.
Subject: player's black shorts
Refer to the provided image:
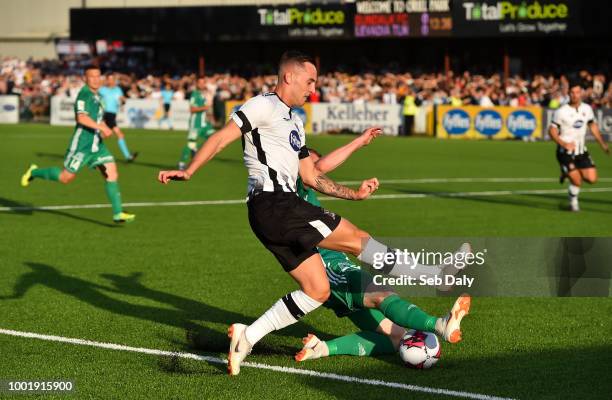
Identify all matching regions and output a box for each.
[163,103,171,113]
[556,145,595,174]
[247,191,342,272]
[103,112,117,129]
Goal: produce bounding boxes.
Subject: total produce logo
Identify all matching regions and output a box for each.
[258,7,345,26]
[463,1,569,21]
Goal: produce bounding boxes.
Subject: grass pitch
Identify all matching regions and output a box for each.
[0,124,611,399]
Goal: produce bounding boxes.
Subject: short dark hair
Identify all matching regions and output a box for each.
[83,65,100,74]
[278,50,315,73]
[568,80,584,90]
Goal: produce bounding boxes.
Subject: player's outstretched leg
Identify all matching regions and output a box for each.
[21,164,40,187]
[22,165,77,187]
[227,323,252,375]
[295,331,396,361]
[363,290,471,344]
[115,130,137,162]
[436,242,472,291]
[319,218,470,281]
[228,254,328,375]
[566,170,582,212]
[377,294,438,332]
[178,141,197,170]
[99,162,135,223]
[22,164,61,186]
[435,293,471,343]
[295,333,326,361]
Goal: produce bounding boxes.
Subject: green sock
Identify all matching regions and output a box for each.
[179,144,192,163]
[104,181,122,216]
[31,167,61,181]
[326,331,395,356]
[379,294,438,332]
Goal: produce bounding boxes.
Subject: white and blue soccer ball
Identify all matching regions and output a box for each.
[399,329,441,369]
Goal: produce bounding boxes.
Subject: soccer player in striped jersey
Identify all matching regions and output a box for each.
[20,66,135,224]
[158,51,469,375]
[549,82,609,211]
[178,77,214,170]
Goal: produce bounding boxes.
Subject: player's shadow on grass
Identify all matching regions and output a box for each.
[1,263,330,363]
[212,156,242,164]
[99,272,333,356]
[34,152,175,171]
[0,197,116,228]
[389,186,611,213]
[528,192,612,207]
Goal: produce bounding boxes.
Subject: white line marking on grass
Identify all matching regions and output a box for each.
[0,328,515,400]
[338,177,612,185]
[0,199,245,212]
[2,187,611,212]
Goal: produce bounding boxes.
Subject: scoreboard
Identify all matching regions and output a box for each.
[71,1,585,42]
[353,0,453,38]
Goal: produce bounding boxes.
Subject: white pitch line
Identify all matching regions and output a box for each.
[338,177,612,185]
[0,328,515,400]
[2,187,611,212]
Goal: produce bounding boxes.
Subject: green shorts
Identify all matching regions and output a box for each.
[324,259,386,330]
[188,124,214,141]
[324,259,372,316]
[63,142,115,173]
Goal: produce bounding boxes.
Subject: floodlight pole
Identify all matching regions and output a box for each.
[503,47,509,84]
[199,55,205,77]
[444,50,451,86]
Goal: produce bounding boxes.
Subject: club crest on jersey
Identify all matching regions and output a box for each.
[323,208,337,219]
[289,130,301,151]
[573,120,584,129]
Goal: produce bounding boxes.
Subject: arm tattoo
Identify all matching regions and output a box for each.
[314,174,358,200]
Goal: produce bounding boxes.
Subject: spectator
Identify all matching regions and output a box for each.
[1,55,611,123]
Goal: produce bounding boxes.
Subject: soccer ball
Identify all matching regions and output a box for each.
[398,329,441,369]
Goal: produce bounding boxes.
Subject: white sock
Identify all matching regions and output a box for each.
[568,184,580,198]
[314,341,329,358]
[357,237,442,278]
[245,291,322,346]
[434,316,447,337]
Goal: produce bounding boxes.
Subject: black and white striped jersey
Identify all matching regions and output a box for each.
[551,103,595,155]
[231,93,309,194]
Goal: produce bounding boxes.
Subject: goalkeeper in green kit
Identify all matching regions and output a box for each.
[293,130,471,362]
[20,65,135,224]
[178,77,215,171]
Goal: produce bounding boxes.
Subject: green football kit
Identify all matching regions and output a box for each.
[23,84,132,222]
[64,85,115,173]
[179,90,214,167]
[295,177,439,356]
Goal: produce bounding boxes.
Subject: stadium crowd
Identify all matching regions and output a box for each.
[2,56,611,121]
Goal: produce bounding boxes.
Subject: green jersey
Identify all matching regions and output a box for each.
[189,90,207,129]
[71,85,104,151]
[75,85,103,132]
[63,85,114,173]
